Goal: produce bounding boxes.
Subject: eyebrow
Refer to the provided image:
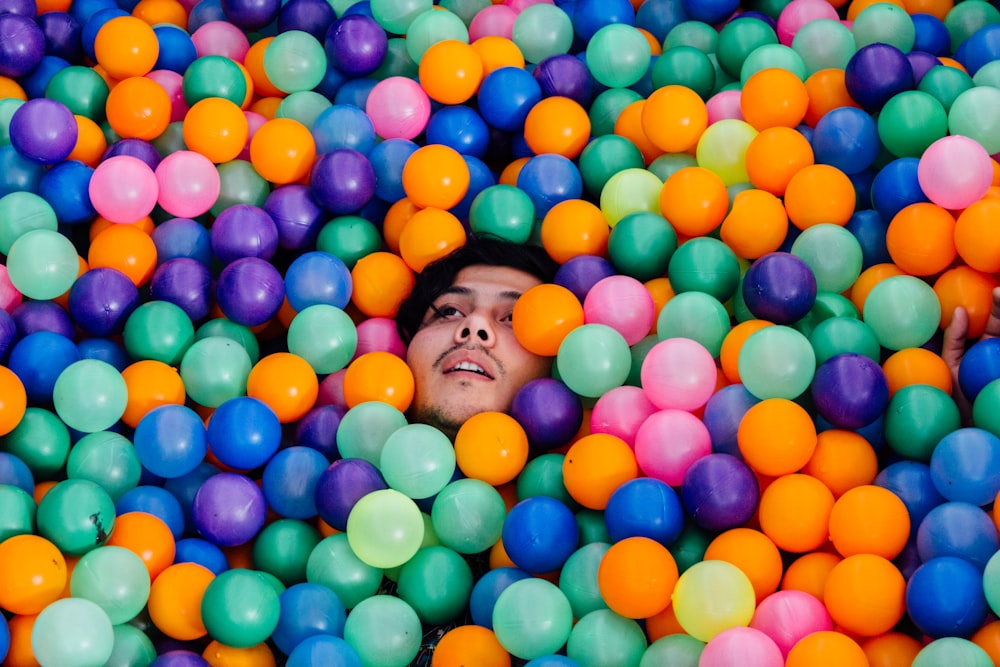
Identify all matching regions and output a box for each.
[435,285,524,302]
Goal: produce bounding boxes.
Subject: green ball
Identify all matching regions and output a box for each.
[790,223,863,294]
[195,318,260,363]
[438,0,489,25]
[667,236,742,302]
[586,24,652,89]
[739,43,807,85]
[567,609,647,666]
[600,167,663,227]
[984,549,1000,616]
[669,522,713,574]
[252,518,321,586]
[656,291,731,358]
[647,152,698,182]
[0,191,58,254]
[336,401,408,465]
[511,4,574,64]
[373,36,419,79]
[5,228,79,300]
[201,568,281,648]
[32,598,114,667]
[556,324,633,398]
[790,18,855,74]
[346,489,425,569]
[316,215,383,270]
[183,55,247,106]
[912,637,993,667]
[716,16,778,80]
[212,159,271,214]
[44,65,109,121]
[948,85,1000,156]
[430,478,506,555]
[66,431,141,502]
[469,184,536,244]
[738,324,816,400]
[973,378,1000,437]
[579,135,645,198]
[36,478,116,556]
[3,406,70,480]
[558,542,610,620]
[917,64,975,112]
[808,316,881,365]
[944,0,1000,53]
[877,90,949,158]
[517,453,576,507]
[641,634,705,667]
[493,578,574,660]
[404,8,469,63]
[665,20,718,53]
[0,483,35,542]
[178,336,253,408]
[589,87,643,137]
[792,292,860,339]
[626,334,658,387]
[275,90,332,130]
[973,60,1000,88]
[884,384,960,461]
[343,595,423,667]
[396,545,473,625]
[379,423,456,500]
[862,275,941,351]
[370,0,432,35]
[306,533,383,609]
[70,545,150,624]
[105,623,157,667]
[53,359,127,434]
[651,45,716,99]
[264,30,328,93]
[287,304,358,375]
[0,97,24,146]
[151,120,186,157]
[608,212,677,282]
[852,2,915,51]
[122,300,195,366]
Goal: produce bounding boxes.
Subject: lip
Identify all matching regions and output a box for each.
[440,350,496,380]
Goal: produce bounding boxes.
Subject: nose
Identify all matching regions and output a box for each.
[455,310,496,346]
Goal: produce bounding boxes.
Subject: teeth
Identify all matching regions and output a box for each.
[453,361,486,375]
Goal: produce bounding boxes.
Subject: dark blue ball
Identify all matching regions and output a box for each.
[635,0,690,44]
[262,446,328,520]
[19,54,69,100]
[149,258,213,324]
[271,583,347,657]
[205,396,282,471]
[7,331,79,404]
[516,153,583,218]
[294,404,345,460]
[38,160,96,225]
[870,157,928,225]
[116,485,186,539]
[702,383,760,457]
[916,501,999,569]
[844,42,915,112]
[220,0,280,31]
[277,0,335,40]
[174,537,229,574]
[502,496,580,574]
[554,255,616,303]
[875,460,945,536]
[958,337,1000,404]
[426,105,491,159]
[532,53,595,106]
[0,308,17,363]
[681,0,737,25]
[477,66,542,132]
[37,10,82,62]
[151,217,212,265]
[812,105,880,175]
[215,257,285,326]
[187,0,226,32]
[77,337,131,372]
[469,566,532,629]
[605,477,684,545]
[264,183,326,250]
[906,556,988,638]
[152,24,197,73]
[742,252,817,324]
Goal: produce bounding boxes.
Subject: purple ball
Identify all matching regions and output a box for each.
[150,650,211,667]
[907,50,940,85]
[37,11,82,62]
[314,458,387,532]
[102,138,161,170]
[210,204,279,264]
[151,217,212,265]
[702,383,761,458]
[324,14,387,77]
[11,299,75,338]
[532,54,594,106]
[220,0,280,30]
[510,378,583,450]
[263,184,325,251]
[742,252,817,325]
[845,42,915,112]
[309,148,376,215]
[295,404,346,460]
[0,308,16,361]
[214,257,285,327]
[8,97,77,164]
[554,255,617,302]
[277,0,335,40]
[149,257,214,323]
[0,14,45,77]
[0,0,36,16]
[811,352,890,430]
[192,472,267,547]
[67,267,141,337]
[680,453,759,532]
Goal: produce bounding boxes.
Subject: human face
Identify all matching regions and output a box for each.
[406,265,552,438]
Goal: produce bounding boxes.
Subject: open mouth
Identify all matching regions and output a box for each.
[445,361,493,379]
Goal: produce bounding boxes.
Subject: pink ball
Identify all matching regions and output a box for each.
[191,21,250,60]
[750,589,833,657]
[89,155,159,223]
[776,0,839,45]
[590,385,657,448]
[155,150,221,218]
[238,110,268,161]
[366,76,431,140]
[504,0,554,11]
[145,70,188,122]
[706,89,744,124]
[700,626,784,667]
[633,408,711,486]
[469,4,518,40]
[0,266,22,313]
[918,135,993,210]
[316,368,347,409]
[354,317,406,360]
[640,337,718,411]
[583,275,655,346]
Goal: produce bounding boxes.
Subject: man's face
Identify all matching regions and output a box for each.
[406,265,553,438]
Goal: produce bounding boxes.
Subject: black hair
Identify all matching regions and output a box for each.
[395,236,559,344]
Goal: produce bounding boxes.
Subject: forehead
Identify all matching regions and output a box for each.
[447,265,544,298]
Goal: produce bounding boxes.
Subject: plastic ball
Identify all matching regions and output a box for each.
[809,353,889,430]
[88,154,158,223]
[907,555,989,639]
[477,65,542,132]
[8,97,77,166]
[918,134,994,210]
[811,105,880,175]
[562,433,639,511]
[503,496,579,575]
[379,423,455,500]
[742,252,816,324]
[492,578,573,661]
[397,545,474,626]
[930,427,1000,506]
[0,534,67,615]
[634,408,712,486]
[200,568,280,649]
[823,553,907,637]
[192,472,267,547]
[509,378,582,451]
[785,631,869,667]
[680,453,760,532]
[454,410,530,485]
[758,473,834,553]
[783,163,856,229]
[215,257,285,327]
[431,478,506,556]
[671,559,755,642]
[69,544,150,625]
[31,597,114,667]
[365,76,430,140]
[155,150,220,218]
[749,589,832,658]
[912,638,993,667]
[843,42,914,113]
[325,14,387,77]
[862,275,941,351]
[555,323,631,399]
[133,404,206,479]
[346,488,424,569]
[286,636,362,667]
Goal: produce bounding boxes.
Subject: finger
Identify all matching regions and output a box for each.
[984,287,1000,339]
[941,306,969,375]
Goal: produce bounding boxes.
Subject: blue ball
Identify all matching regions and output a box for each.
[810,353,889,430]
[163,461,220,528]
[271,582,347,656]
[844,42,915,112]
[681,453,759,532]
[0,309,16,363]
[312,104,376,155]
[174,537,230,574]
[37,159,95,225]
[0,451,34,494]
[502,496,580,574]
[604,477,684,545]
[702,383,760,457]
[426,105,491,159]
[912,12,951,56]
[681,0,738,26]
[220,0,280,31]
[905,556,989,638]
[286,636,362,667]
[930,427,1000,507]
[845,209,891,270]
[511,378,584,451]
[69,0,116,24]
[450,154,496,222]
[524,656,581,667]
[0,144,45,197]
[572,0,635,41]
[151,217,213,265]
[37,11,82,63]
[152,24,197,73]
[959,338,1000,405]
[80,7,128,61]
[468,566,532,629]
[368,137,418,203]
[116,485,186,539]
[283,250,352,312]
[635,0,690,43]
[314,457,387,532]
[332,77,377,109]
[262,446,328,520]
[955,23,1000,77]
[134,404,208,479]
[741,252,817,325]
[875,460,945,536]
[205,396,282,471]
[916,501,999,569]
[76,337,131,372]
[17,55,67,100]
[516,153,584,218]
[870,157,929,224]
[477,66,543,132]
[263,184,326,250]
[7,331,80,404]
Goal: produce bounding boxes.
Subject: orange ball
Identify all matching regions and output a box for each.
[934,265,1000,338]
[885,202,956,276]
[454,411,529,486]
[823,553,906,637]
[182,97,250,164]
[243,37,285,99]
[131,0,188,27]
[744,126,815,196]
[147,562,214,641]
[246,352,319,423]
[781,551,842,602]
[597,536,678,619]
[758,473,835,553]
[342,351,415,412]
[862,631,924,667]
[783,164,856,229]
[719,188,789,260]
[511,283,585,356]
[786,630,869,667]
[249,117,316,184]
[827,485,910,559]
[0,76,26,100]
[68,114,108,167]
[120,359,186,428]
[540,198,610,264]
[719,319,774,384]
[562,433,639,510]
[645,277,675,334]
[956,198,1000,272]
[703,528,783,603]
[0,535,67,615]
[382,197,420,254]
[846,0,904,20]
[105,511,177,579]
[641,84,707,153]
[105,75,171,140]
[89,214,155,243]
[645,600,686,641]
[613,99,663,165]
[498,156,530,187]
[202,641,277,667]
[881,346,953,397]
[432,625,511,667]
[94,16,159,79]
[659,166,730,237]
[350,251,416,318]
[740,67,809,130]
[87,223,158,286]
[0,365,27,437]
[803,68,861,127]
[738,398,818,477]
[523,96,591,158]
[418,39,485,105]
[849,262,905,313]
[402,144,471,210]
[398,206,468,273]
[801,429,879,498]
[4,613,39,667]
[470,36,525,75]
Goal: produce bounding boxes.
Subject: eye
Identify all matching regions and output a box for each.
[430,304,463,319]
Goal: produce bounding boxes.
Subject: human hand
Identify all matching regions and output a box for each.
[940,286,1000,424]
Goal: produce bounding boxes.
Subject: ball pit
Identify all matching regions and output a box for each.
[4,0,1000,664]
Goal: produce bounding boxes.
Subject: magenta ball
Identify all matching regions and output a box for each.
[510,377,584,450]
[640,337,718,411]
[365,76,431,140]
[917,134,993,210]
[354,317,406,359]
[469,4,516,40]
[590,385,657,448]
[749,589,833,658]
[634,408,712,486]
[214,257,285,326]
[191,472,267,547]
[155,150,221,218]
[89,155,159,223]
[583,274,656,346]
[8,97,78,165]
[700,626,783,667]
